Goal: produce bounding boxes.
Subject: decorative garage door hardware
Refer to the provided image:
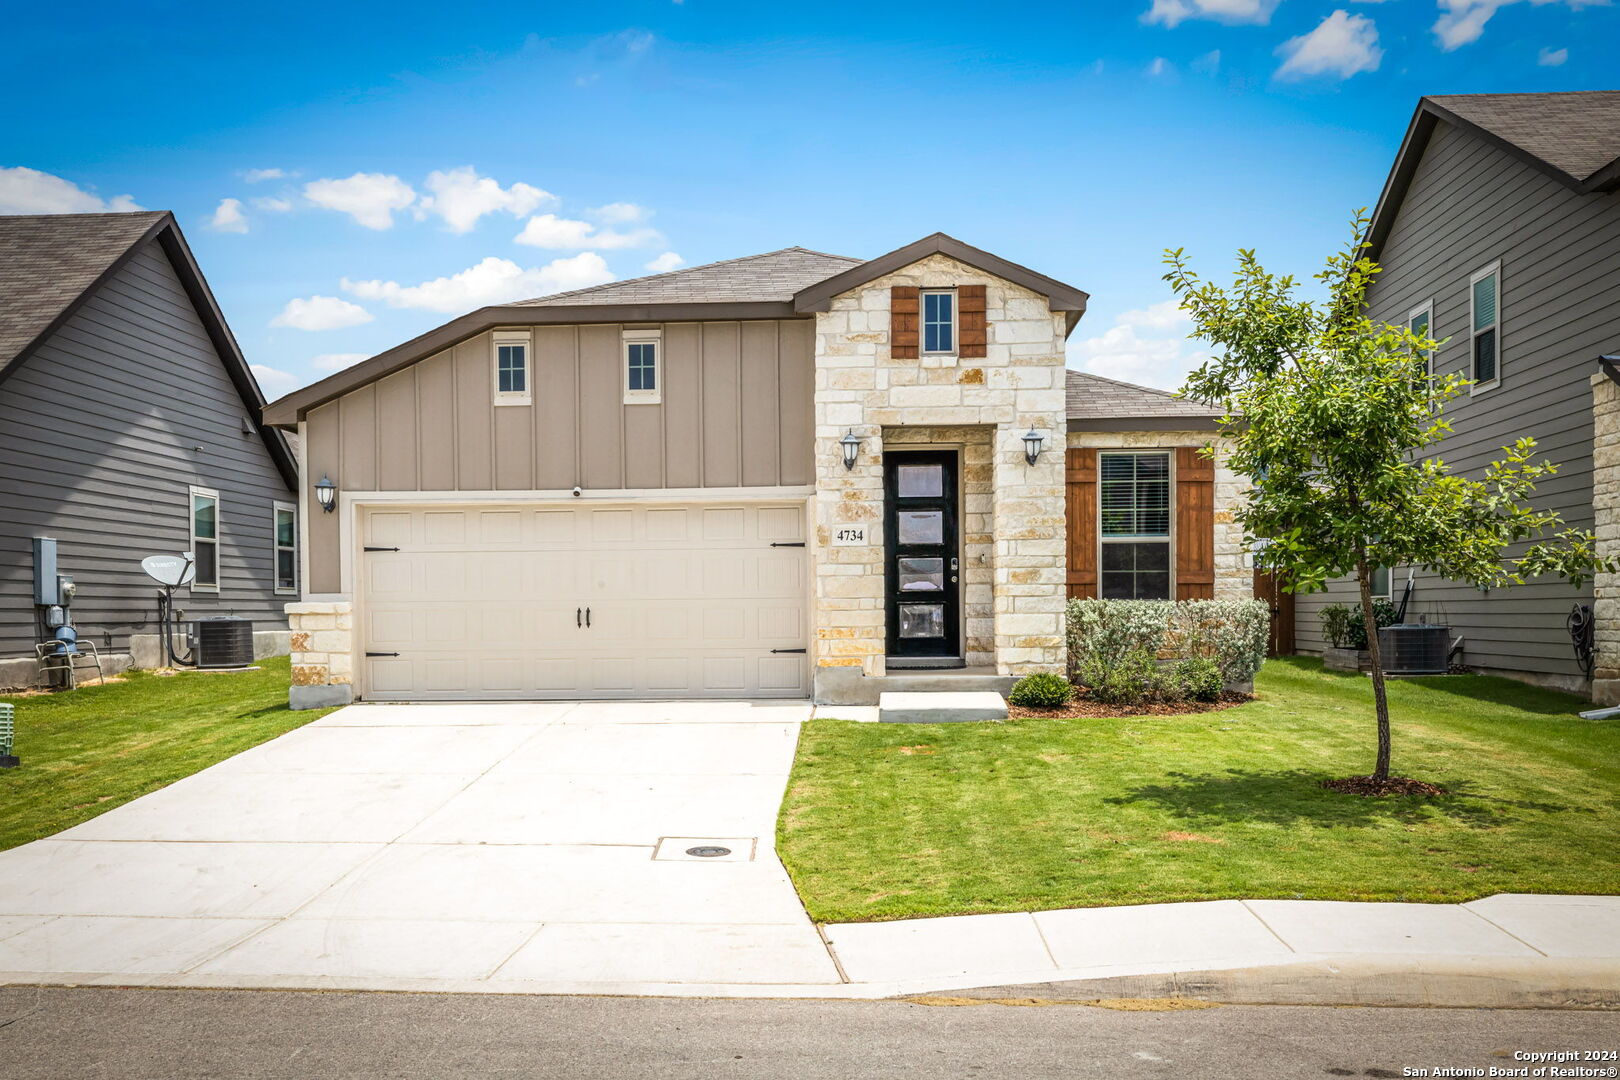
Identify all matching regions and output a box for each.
[576,607,591,628]
[365,651,400,658]
[363,546,400,552]
[770,541,806,547]
[771,648,807,654]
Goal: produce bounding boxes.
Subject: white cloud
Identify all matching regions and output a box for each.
[1146,56,1175,77]
[513,213,661,250]
[1143,0,1277,27]
[1067,300,1209,392]
[415,167,554,233]
[342,253,614,313]
[311,352,370,372]
[270,295,374,331]
[0,166,142,214]
[1433,0,1604,51]
[250,364,303,394]
[303,172,416,230]
[209,197,248,234]
[1192,48,1222,73]
[591,201,651,224]
[242,168,288,183]
[644,251,684,273]
[1276,10,1382,79]
[1538,44,1569,64]
[253,196,294,212]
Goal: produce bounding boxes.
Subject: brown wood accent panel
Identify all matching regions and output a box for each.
[958,284,987,358]
[1253,570,1296,656]
[1065,447,1097,598]
[891,286,919,359]
[1175,446,1215,600]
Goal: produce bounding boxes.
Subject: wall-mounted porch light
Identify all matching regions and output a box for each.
[840,429,864,471]
[314,474,337,513]
[1022,428,1045,466]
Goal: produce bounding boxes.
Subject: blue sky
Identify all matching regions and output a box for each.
[3,0,1614,396]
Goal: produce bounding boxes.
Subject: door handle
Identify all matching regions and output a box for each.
[950,556,959,583]
[576,607,582,629]
[586,607,591,629]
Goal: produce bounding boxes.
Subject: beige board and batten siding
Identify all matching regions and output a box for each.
[303,320,814,593]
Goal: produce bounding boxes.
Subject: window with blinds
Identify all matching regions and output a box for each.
[1470,264,1500,389]
[1099,451,1171,599]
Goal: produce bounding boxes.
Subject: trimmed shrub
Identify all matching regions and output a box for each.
[1078,647,1174,706]
[1172,657,1223,703]
[1007,672,1074,708]
[1067,597,1271,692]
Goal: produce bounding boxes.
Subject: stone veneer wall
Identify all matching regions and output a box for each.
[1065,430,1250,601]
[812,253,1068,682]
[287,600,355,709]
[1589,374,1620,705]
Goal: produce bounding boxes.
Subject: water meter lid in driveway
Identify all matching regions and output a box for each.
[141,554,195,587]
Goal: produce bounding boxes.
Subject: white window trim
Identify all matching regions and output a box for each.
[273,500,297,595]
[1408,299,1435,378]
[491,330,532,406]
[622,328,662,405]
[189,485,220,594]
[920,288,958,356]
[1468,261,1501,395]
[1370,565,1392,601]
[1096,450,1175,600]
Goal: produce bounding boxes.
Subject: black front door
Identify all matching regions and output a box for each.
[884,450,961,664]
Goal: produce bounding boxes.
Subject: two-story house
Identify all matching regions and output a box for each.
[263,233,1244,707]
[1295,91,1620,696]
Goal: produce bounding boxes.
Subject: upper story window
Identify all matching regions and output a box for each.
[273,501,297,595]
[1098,452,1171,600]
[623,328,661,404]
[492,330,531,405]
[1408,300,1434,377]
[189,486,220,592]
[922,290,955,354]
[1469,263,1500,392]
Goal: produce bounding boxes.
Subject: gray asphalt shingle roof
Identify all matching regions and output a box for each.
[0,211,169,376]
[513,247,864,306]
[1065,369,1224,422]
[1428,91,1620,186]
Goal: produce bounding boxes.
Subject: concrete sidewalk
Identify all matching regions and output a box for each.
[0,699,1612,1001]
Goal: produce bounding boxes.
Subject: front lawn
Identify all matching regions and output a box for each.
[0,657,328,851]
[779,658,1620,923]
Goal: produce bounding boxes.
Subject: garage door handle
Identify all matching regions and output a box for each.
[586,607,591,628]
[365,651,399,658]
[771,648,806,654]
[576,607,582,629]
[770,542,806,548]
[364,546,400,552]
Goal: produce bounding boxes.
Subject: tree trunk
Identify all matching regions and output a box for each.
[1356,555,1392,780]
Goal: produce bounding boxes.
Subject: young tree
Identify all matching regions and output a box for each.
[1164,214,1608,786]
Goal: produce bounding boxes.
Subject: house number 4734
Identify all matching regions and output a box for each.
[832,526,868,546]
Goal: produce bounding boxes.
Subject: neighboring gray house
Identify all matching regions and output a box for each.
[0,211,299,687]
[1295,91,1620,695]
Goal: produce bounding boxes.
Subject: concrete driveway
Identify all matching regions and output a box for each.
[0,700,843,994]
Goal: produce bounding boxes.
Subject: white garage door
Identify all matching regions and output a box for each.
[358,502,809,700]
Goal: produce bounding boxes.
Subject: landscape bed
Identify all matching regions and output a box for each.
[778,657,1620,923]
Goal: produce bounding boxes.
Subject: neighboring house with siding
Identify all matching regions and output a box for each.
[1293,91,1620,695]
[0,211,299,688]
[263,233,1245,708]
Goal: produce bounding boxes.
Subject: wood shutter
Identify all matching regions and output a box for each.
[1066,447,1097,599]
[1175,446,1215,600]
[958,284,987,359]
[891,286,919,359]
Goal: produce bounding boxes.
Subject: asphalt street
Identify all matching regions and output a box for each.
[0,987,1614,1079]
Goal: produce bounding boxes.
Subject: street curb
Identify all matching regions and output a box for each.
[946,957,1620,1010]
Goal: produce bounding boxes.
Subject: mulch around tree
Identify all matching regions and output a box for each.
[1008,691,1252,720]
[1321,775,1449,797]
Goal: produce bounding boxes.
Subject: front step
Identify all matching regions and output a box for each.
[878,691,1008,724]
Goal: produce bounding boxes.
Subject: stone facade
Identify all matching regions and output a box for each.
[286,600,355,709]
[1064,430,1250,602]
[811,253,1069,692]
[1589,374,1620,704]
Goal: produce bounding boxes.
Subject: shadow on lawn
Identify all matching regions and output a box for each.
[1106,769,1567,829]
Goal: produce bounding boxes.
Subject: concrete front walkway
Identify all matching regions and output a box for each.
[0,701,1614,1000]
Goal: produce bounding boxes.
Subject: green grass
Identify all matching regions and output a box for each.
[779,658,1620,923]
[0,656,329,851]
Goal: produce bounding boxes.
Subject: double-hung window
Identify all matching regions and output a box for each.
[1408,300,1434,380]
[623,328,661,404]
[1098,452,1171,600]
[921,290,955,354]
[1370,565,1392,600]
[189,486,220,592]
[492,330,531,405]
[1469,263,1500,391]
[273,501,297,595]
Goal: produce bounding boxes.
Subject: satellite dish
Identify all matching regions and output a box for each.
[142,554,196,587]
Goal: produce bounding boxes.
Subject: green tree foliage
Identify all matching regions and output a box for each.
[1164,214,1609,781]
